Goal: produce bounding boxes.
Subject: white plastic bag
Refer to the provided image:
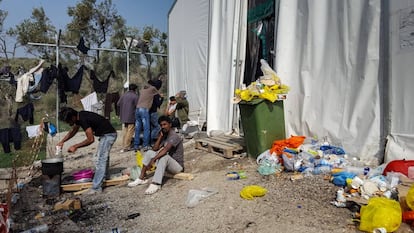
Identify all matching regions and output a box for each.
[259,59,281,86]
[186,188,218,208]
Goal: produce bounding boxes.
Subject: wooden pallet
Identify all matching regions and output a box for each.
[195,135,245,158]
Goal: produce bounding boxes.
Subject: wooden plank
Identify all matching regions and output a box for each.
[166,172,194,180]
[61,175,129,192]
[54,199,74,211]
[196,137,243,150]
[195,135,245,159]
[146,171,194,180]
[215,135,245,145]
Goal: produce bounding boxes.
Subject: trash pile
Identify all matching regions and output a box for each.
[253,135,414,232]
[233,59,290,103]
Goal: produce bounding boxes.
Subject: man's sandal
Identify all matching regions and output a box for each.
[145,184,161,195]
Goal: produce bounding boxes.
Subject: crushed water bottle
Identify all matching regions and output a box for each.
[313,165,332,175]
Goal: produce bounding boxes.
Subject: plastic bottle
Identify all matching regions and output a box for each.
[343,166,370,176]
[313,165,332,175]
[20,224,49,233]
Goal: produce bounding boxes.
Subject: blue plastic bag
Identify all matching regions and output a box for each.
[331,171,356,187]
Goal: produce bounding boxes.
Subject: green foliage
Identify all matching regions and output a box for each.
[0,135,47,168]
[14,7,56,58]
[0,0,171,166]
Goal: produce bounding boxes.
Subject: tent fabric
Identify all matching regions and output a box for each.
[169,0,414,164]
[168,0,209,125]
[168,0,247,133]
[275,0,383,164]
[385,1,414,162]
[207,0,247,133]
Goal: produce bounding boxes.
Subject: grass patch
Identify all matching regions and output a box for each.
[0,136,47,168]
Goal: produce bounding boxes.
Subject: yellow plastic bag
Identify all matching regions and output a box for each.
[240,185,267,200]
[136,150,156,171]
[135,151,144,168]
[406,183,414,210]
[359,197,402,232]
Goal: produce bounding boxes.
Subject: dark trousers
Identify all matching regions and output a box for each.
[0,127,22,153]
[104,92,120,119]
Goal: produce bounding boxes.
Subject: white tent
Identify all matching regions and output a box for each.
[168,0,414,164]
[168,0,247,133]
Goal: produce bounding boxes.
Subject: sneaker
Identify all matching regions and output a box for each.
[134,145,142,152]
[127,178,148,187]
[145,184,161,195]
[142,146,152,152]
[83,188,102,195]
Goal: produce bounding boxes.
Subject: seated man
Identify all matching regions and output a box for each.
[128,115,184,195]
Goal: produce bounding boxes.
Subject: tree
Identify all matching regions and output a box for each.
[66,0,122,63]
[156,32,168,75]
[0,0,18,60]
[12,7,56,59]
[140,26,160,81]
[0,0,8,59]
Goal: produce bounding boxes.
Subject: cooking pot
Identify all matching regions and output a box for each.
[41,158,63,176]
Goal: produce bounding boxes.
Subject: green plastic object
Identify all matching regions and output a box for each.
[239,99,286,158]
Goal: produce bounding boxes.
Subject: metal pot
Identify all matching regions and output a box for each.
[41,158,63,176]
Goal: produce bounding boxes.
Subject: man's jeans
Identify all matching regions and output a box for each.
[92,132,117,191]
[150,112,160,140]
[134,108,150,149]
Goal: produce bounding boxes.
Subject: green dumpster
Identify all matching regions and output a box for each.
[238,99,286,158]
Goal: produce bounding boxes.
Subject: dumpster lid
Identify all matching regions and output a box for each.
[238,98,265,105]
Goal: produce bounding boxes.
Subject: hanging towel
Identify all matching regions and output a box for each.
[26,125,41,138]
[81,92,98,111]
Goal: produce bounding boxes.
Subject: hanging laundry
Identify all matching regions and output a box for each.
[59,64,85,93]
[15,103,34,124]
[15,60,45,102]
[0,65,14,84]
[0,65,11,76]
[77,37,90,54]
[0,126,22,153]
[26,125,41,138]
[57,64,85,103]
[104,92,120,118]
[81,92,98,111]
[90,70,114,93]
[27,72,43,93]
[40,65,58,93]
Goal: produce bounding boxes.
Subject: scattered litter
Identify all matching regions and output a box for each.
[226,171,247,180]
[186,188,218,208]
[126,212,140,220]
[359,197,402,232]
[240,185,267,200]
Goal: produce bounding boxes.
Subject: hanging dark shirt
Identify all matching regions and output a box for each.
[90,70,114,93]
[40,65,58,93]
[61,65,85,93]
[15,103,34,124]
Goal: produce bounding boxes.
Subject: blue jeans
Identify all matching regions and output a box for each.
[92,132,117,191]
[150,112,160,140]
[134,108,150,148]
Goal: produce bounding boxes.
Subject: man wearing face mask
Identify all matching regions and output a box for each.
[127,115,184,195]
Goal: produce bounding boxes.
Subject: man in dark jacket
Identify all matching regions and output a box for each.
[117,84,138,152]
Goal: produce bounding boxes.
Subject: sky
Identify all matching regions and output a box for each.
[1,0,176,56]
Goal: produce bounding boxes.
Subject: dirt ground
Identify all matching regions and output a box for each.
[7,131,414,233]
